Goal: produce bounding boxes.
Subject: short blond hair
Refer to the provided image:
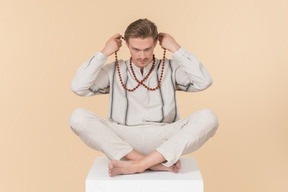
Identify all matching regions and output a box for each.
[124,18,158,43]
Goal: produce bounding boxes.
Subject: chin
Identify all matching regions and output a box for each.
[135,61,146,66]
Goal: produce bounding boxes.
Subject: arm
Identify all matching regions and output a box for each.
[71,52,110,96]
[172,47,213,92]
[158,33,213,92]
[71,33,123,96]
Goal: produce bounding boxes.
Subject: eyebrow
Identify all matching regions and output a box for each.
[131,46,153,51]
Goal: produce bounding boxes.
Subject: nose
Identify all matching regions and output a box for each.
[140,51,146,59]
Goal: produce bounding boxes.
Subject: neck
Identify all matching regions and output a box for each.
[131,58,148,71]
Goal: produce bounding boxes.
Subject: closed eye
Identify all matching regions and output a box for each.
[132,47,152,51]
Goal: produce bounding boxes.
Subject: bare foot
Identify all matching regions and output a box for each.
[108,159,182,177]
[108,160,144,177]
[149,159,181,173]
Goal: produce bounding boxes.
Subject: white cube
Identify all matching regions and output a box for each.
[86,156,203,192]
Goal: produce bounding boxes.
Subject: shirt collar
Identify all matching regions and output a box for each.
[131,58,157,77]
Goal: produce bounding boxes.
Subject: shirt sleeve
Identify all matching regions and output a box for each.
[172,47,213,92]
[71,51,110,96]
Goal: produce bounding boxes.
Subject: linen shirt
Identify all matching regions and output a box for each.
[71,47,213,126]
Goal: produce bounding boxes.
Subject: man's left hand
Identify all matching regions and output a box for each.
[158,33,181,53]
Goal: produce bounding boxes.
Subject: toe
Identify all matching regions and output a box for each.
[109,161,115,169]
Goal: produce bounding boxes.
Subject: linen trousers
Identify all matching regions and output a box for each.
[69,108,219,167]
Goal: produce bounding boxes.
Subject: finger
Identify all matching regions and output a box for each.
[116,34,123,39]
[116,39,122,43]
[113,33,122,39]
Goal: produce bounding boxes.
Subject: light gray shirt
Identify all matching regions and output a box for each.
[71,47,213,126]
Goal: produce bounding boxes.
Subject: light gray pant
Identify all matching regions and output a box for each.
[69,108,219,167]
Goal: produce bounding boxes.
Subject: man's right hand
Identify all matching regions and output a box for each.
[101,33,123,57]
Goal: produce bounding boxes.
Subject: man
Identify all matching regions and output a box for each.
[69,18,219,177]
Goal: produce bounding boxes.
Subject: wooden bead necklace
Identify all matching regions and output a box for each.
[115,46,166,92]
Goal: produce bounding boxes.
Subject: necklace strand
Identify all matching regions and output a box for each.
[115,49,166,92]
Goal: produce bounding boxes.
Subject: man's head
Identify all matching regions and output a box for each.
[124,18,158,70]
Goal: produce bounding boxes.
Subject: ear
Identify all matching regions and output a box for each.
[126,41,129,48]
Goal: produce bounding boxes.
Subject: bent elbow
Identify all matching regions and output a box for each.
[199,78,213,90]
[205,78,213,88]
[71,84,82,96]
[70,83,90,96]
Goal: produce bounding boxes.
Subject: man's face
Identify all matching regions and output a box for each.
[126,37,157,70]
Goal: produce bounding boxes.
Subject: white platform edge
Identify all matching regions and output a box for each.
[86,156,203,192]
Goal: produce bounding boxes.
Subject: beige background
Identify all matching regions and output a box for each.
[1,0,287,191]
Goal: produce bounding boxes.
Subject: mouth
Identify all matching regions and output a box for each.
[139,59,147,64]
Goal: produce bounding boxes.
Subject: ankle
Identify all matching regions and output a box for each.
[135,160,146,173]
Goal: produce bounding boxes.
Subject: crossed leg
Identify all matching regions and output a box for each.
[69,108,219,177]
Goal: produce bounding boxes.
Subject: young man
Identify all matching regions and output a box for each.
[69,18,219,177]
